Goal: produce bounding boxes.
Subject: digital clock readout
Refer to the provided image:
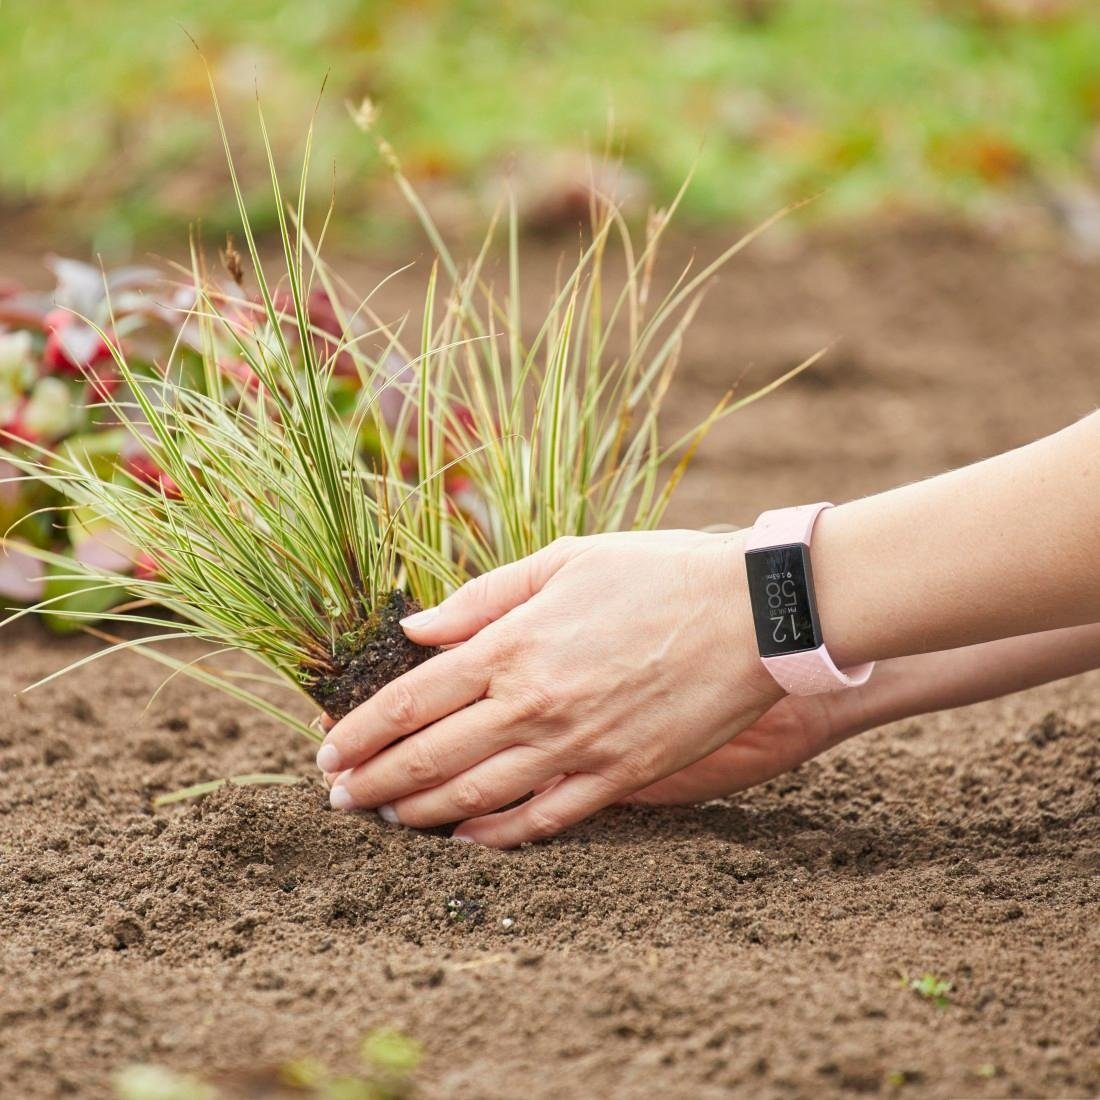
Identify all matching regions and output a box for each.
[745,544,822,657]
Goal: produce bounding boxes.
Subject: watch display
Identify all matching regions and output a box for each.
[745,543,822,658]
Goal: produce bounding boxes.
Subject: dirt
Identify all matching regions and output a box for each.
[2,217,1099,1099]
[305,591,439,722]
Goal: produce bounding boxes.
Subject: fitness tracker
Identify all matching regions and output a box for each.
[744,502,875,696]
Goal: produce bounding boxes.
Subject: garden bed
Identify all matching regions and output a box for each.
[2,218,1098,1099]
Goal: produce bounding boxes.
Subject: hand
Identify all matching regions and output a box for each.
[628,619,1100,804]
[625,691,854,805]
[316,694,847,802]
[315,530,783,847]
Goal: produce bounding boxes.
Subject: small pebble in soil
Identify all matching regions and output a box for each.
[445,897,483,925]
[501,917,515,930]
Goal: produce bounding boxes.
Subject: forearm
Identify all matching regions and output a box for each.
[813,411,1100,666]
[832,622,1100,737]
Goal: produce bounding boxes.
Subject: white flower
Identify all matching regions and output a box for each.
[0,330,34,390]
[0,388,19,426]
[22,376,76,440]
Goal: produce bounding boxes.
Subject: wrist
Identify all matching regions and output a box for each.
[818,671,883,742]
[742,504,875,696]
[809,504,879,668]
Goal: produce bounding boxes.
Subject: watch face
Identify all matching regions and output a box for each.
[745,544,822,657]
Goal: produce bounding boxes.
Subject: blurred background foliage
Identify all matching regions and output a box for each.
[2,0,1100,253]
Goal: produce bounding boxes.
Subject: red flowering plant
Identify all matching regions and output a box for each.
[0,259,190,625]
[0,250,470,628]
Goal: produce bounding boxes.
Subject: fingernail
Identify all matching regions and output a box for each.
[451,831,474,844]
[377,804,399,825]
[316,743,340,772]
[329,785,355,811]
[399,607,439,630]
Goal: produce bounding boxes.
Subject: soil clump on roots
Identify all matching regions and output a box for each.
[303,590,440,721]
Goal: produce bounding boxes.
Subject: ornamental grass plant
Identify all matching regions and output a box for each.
[0,90,822,798]
[336,101,823,576]
[1,98,462,747]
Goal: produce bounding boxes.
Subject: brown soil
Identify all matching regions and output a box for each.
[2,218,1099,1099]
[305,591,439,722]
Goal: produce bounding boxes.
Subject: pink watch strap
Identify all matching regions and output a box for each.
[746,502,874,696]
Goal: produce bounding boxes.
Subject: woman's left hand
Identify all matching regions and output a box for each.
[315,530,783,847]
[624,691,853,805]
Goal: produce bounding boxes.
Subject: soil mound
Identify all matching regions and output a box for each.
[2,220,1099,1098]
